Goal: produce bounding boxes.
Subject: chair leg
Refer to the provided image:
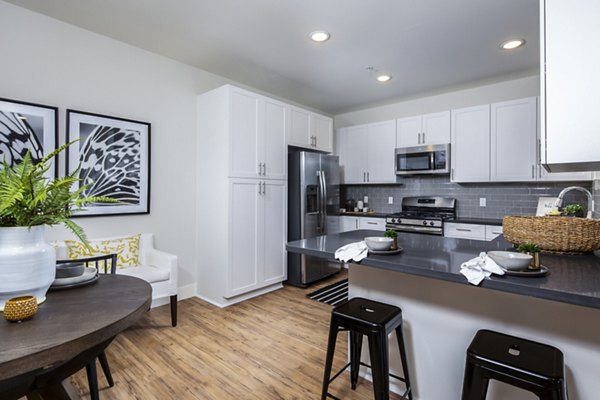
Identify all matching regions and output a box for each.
[170,295,178,327]
[321,319,339,400]
[98,351,114,387]
[85,361,100,400]
[368,331,390,400]
[461,361,489,400]
[395,326,413,400]
[350,331,363,390]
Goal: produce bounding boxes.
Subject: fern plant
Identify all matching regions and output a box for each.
[0,141,117,244]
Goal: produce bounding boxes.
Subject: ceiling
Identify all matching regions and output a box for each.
[6,0,540,115]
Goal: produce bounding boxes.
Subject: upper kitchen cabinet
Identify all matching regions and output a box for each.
[229,86,287,180]
[396,111,450,147]
[491,97,538,182]
[288,107,333,153]
[451,105,490,182]
[337,120,396,184]
[541,0,600,172]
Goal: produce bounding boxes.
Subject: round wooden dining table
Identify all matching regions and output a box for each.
[0,274,152,399]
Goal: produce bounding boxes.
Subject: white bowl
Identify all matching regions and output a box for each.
[487,251,533,271]
[364,237,393,251]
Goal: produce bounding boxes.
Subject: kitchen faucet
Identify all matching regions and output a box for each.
[554,186,595,219]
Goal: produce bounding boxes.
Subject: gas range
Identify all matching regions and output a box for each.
[386,197,456,236]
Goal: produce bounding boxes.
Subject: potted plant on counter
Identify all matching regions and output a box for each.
[562,203,585,218]
[0,142,115,310]
[384,229,398,250]
[517,242,541,270]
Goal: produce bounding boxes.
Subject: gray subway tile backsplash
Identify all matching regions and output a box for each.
[341,176,594,219]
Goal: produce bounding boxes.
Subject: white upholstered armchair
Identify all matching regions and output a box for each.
[55,233,179,326]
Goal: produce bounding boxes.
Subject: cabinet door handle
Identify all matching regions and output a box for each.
[492,231,502,235]
[314,136,317,147]
[263,163,266,176]
[451,168,455,180]
[363,172,366,182]
[531,165,535,179]
[258,162,262,176]
[422,132,425,143]
[418,133,421,144]
[367,172,370,182]
[367,222,377,225]
[262,181,266,195]
[456,228,472,232]
[258,181,262,195]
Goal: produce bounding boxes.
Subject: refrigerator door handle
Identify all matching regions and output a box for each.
[319,170,327,235]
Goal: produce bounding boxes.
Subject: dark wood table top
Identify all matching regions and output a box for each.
[0,274,152,381]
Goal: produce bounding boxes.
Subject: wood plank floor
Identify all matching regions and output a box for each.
[63,270,404,399]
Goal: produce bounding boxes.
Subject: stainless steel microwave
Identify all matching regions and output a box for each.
[395,143,450,175]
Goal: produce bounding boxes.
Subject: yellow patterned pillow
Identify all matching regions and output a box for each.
[65,234,141,268]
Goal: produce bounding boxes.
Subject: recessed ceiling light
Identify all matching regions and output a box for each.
[376,74,392,83]
[309,30,330,43]
[500,39,526,50]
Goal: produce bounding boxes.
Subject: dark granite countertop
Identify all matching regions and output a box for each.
[286,230,600,309]
[451,217,503,226]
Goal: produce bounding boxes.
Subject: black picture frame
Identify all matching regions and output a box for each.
[0,97,58,177]
[66,109,151,217]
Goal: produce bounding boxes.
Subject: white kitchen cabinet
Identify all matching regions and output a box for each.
[311,113,333,153]
[288,107,333,152]
[338,120,396,184]
[359,217,386,231]
[229,86,287,180]
[196,85,288,307]
[541,0,600,172]
[228,179,287,297]
[396,111,450,147]
[341,216,360,232]
[340,216,386,232]
[451,105,491,182]
[444,222,486,240]
[453,96,592,183]
[491,97,538,182]
[445,223,503,242]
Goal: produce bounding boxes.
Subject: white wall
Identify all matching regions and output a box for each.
[0,1,230,293]
[334,75,540,127]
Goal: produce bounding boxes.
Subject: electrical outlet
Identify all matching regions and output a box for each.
[479,198,486,207]
[388,196,393,205]
[364,196,369,203]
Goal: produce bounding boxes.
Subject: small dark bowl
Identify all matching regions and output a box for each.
[55,262,85,279]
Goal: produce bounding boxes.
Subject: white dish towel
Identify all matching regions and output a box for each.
[334,241,369,263]
[460,252,505,285]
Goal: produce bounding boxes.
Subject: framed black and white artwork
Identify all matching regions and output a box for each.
[66,110,150,217]
[0,97,58,177]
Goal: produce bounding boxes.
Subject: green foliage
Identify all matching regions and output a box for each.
[517,242,540,253]
[562,203,585,216]
[384,228,397,238]
[0,141,118,244]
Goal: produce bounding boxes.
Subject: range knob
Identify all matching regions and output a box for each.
[422,221,427,226]
[429,221,435,226]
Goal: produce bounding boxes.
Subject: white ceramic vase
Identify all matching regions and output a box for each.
[0,225,56,311]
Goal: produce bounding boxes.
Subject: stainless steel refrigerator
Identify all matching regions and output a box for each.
[287,150,341,287]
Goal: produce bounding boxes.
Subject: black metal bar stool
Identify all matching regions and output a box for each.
[461,329,568,400]
[321,297,413,400]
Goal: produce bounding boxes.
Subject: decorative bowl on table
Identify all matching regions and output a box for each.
[364,237,393,251]
[55,261,85,279]
[487,251,533,271]
[3,295,38,322]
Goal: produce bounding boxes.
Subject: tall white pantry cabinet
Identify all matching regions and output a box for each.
[196,85,287,307]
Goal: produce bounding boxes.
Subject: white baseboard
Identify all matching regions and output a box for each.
[195,283,283,308]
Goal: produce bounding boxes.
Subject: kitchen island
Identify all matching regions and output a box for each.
[287,230,600,400]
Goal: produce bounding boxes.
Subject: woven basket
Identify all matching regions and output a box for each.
[503,216,600,254]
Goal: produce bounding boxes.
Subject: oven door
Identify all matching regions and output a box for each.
[395,144,450,175]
